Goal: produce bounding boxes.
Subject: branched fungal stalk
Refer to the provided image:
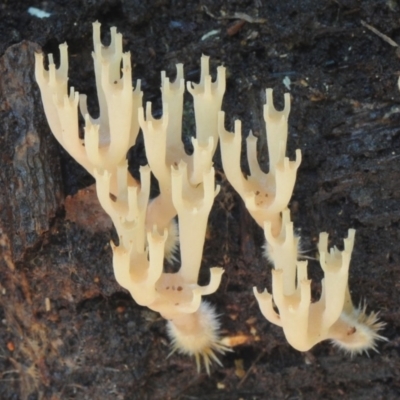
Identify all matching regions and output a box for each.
[219,90,386,354]
[35,22,229,373]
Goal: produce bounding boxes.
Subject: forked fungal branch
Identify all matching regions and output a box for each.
[218,89,386,354]
[35,21,229,373]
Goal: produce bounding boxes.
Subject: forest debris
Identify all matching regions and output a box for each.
[201,29,220,41]
[237,349,267,388]
[250,326,257,336]
[299,79,309,87]
[246,31,259,40]
[27,7,51,19]
[221,334,250,347]
[7,341,15,351]
[45,298,51,312]
[234,359,246,378]
[309,88,326,101]
[361,20,399,47]
[245,317,257,325]
[233,12,266,24]
[0,230,15,271]
[203,6,267,23]
[283,76,291,90]
[227,20,246,36]
[304,351,317,365]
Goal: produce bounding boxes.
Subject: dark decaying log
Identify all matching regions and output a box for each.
[0,41,63,267]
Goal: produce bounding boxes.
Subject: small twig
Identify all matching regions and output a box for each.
[1,369,19,377]
[361,20,399,47]
[203,6,267,24]
[173,374,205,399]
[237,349,267,388]
[233,12,267,24]
[64,383,88,392]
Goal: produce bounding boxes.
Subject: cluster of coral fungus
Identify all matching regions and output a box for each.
[35,22,386,373]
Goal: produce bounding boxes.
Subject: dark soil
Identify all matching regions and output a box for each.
[1,1,400,399]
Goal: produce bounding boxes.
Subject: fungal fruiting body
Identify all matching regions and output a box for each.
[218,89,301,236]
[255,220,386,353]
[35,22,229,373]
[219,88,385,354]
[35,20,386,368]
